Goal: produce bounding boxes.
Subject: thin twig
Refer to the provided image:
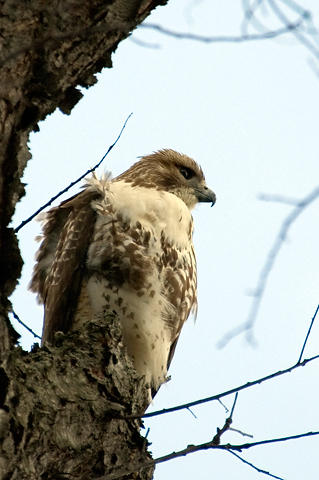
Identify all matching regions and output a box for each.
[227,430,319,450]
[139,16,305,43]
[228,450,285,480]
[228,427,253,438]
[257,192,301,206]
[298,304,319,363]
[230,391,238,417]
[14,113,132,233]
[217,185,319,348]
[129,35,160,49]
[10,309,41,340]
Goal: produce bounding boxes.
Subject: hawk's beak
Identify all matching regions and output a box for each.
[195,186,216,207]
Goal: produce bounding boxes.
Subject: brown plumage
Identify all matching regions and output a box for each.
[31,149,216,397]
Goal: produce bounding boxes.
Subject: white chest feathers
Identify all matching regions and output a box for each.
[74,181,197,393]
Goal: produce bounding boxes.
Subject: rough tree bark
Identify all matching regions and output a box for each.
[0,1,167,478]
[0,316,151,479]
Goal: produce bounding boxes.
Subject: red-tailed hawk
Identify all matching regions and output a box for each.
[31,149,216,396]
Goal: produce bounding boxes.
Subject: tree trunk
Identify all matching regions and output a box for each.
[0,0,167,477]
[0,315,153,479]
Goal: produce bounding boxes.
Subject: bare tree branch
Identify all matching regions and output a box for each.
[218,184,319,348]
[228,450,285,480]
[298,304,319,363]
[95,430,319,480]
[14,113,132,233]
[9,308,41,340]
[257,192,301,205]
[268,0,319,59]
[211,393,238,446]
[241,0,319,80]
[129,35,161,49]
[121,353,319,420]
[138,15,306,43]
[96,397,242,480]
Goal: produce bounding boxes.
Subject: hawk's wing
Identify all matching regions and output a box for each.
[162,239,198,372]
[31,188,101,344]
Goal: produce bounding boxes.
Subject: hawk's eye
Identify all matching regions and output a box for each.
[179,167,195,180]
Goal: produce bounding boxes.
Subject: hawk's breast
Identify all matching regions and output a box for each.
[82,181,197,392]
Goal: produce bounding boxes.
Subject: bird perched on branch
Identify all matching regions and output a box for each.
[31,149,216,397]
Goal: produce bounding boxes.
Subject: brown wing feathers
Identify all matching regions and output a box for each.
[31,189,101,344]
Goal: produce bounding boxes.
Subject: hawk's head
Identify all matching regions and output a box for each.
[116,149,216,210]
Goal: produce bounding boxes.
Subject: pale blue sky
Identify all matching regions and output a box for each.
[11,1,319,479]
